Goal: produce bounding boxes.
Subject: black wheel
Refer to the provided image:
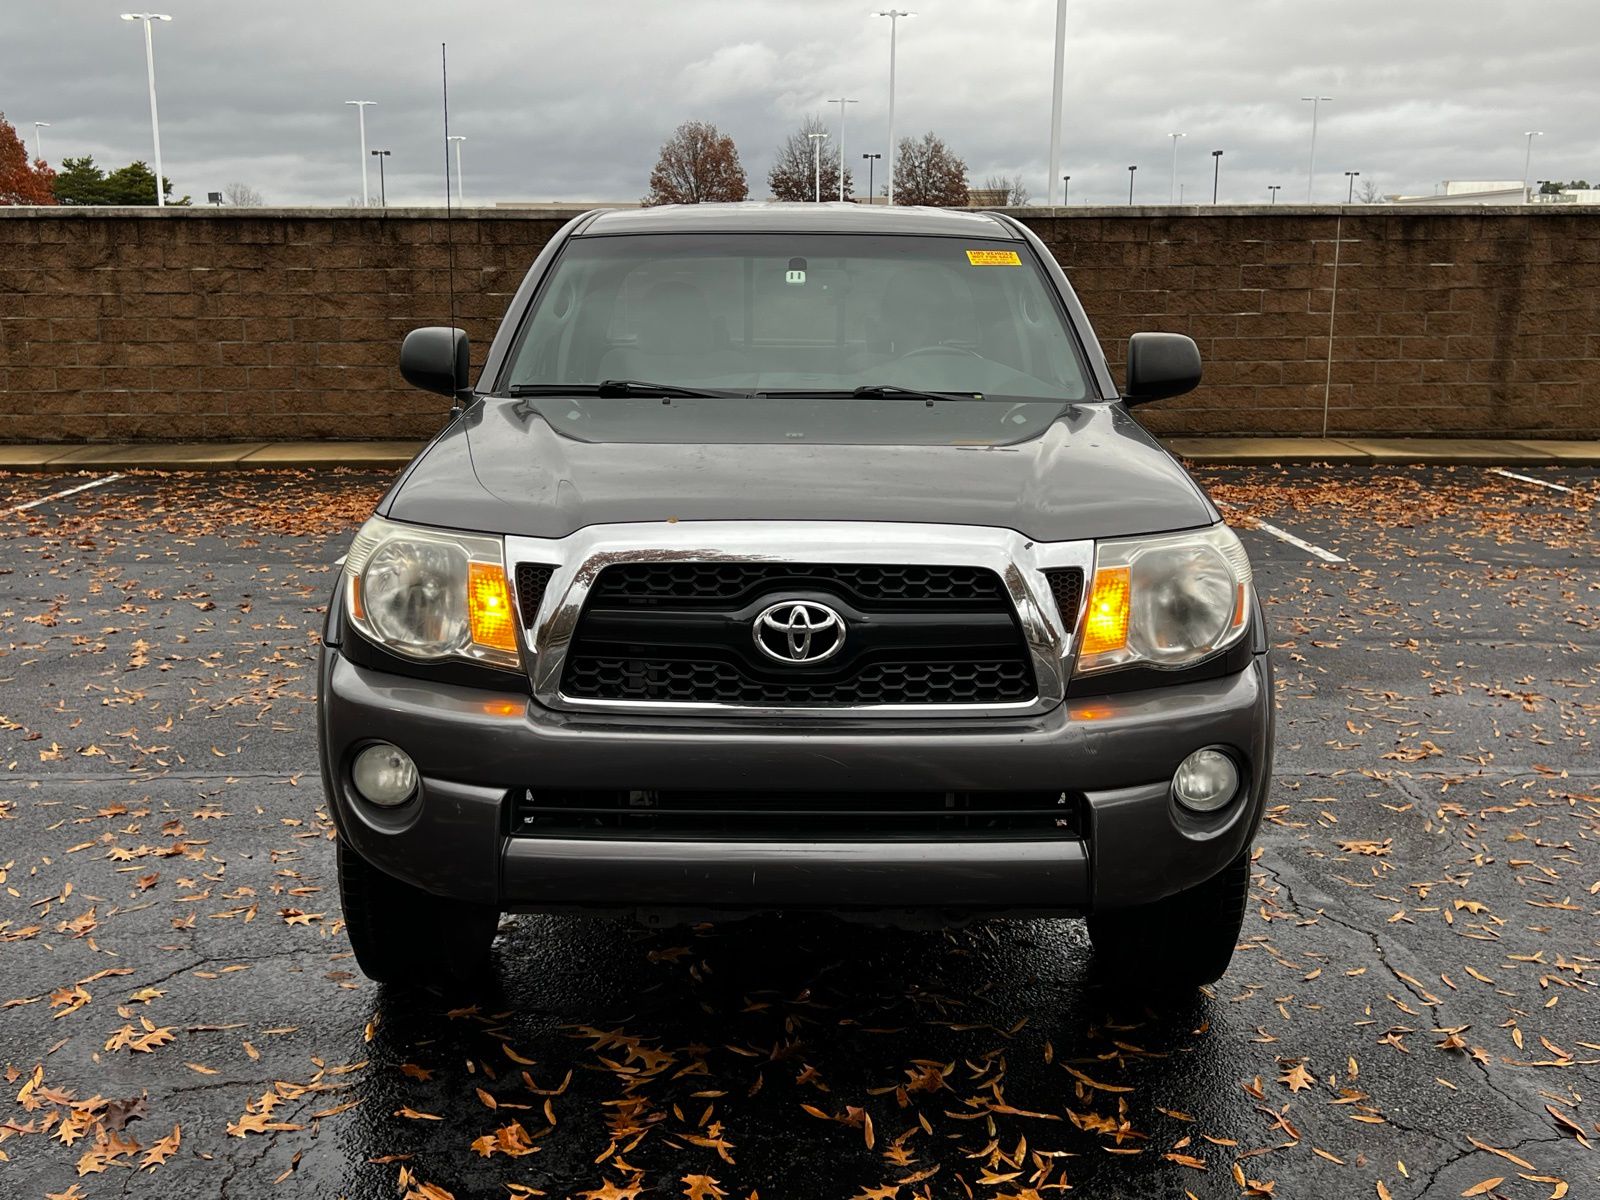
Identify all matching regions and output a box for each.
[1086,847,1252,991]
[337,840,498,988]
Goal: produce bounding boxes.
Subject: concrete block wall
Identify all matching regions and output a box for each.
[0,206,1596,442]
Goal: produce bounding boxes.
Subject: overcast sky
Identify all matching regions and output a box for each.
[5,0,1597,207]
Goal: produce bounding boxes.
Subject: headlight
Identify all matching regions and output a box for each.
[343,517,520,669]
[1073,524,1251,675]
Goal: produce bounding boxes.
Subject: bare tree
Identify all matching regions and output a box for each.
[895,133,969,207]
[768,115,853,202]
[222,181,264,207]
[1357,179,1382,204]
[644,121,749,206]
[982,174,1031,206]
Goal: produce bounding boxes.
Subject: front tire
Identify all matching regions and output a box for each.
[1087,846,1252,991]
[337,840,498,988]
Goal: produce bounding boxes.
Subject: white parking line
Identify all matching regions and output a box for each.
[1247,517,1347,563]
[1489,468,1575,494]
[2,473,125,517]
[1217,501,1346,564]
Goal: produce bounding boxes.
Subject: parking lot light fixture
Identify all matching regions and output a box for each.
[1047,0,1066,205]
[807,132,829,203]
[32,121,50,163]
[874,9,913,204]
[1268,184,1281,204]
[1301,95,1332,201]
[1063,174,1069,205]
[1127,164,1137,205]
[1345,170,1360,202]
[345,100,376,206]
[120,13,172,206]
[828,98,858,201]
[370,148,390,206]
[1522,130,1542,196]
[1211,149,1223,203]
[862,152,881,201]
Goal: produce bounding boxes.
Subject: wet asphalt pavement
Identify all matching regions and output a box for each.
[0,463,1596,1200]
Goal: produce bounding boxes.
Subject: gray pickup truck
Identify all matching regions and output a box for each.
[318,203,1272,993]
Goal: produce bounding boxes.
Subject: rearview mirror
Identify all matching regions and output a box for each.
[1122,332,1202,405]
[400,326,470,400]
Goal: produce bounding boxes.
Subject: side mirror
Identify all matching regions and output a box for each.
[400,326,471,401]
[1122,332,1202,405]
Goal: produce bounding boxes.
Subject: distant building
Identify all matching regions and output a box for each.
[1531,187,1600,205]
[1388,180,1528,206]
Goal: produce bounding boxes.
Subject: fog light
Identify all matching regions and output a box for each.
[351,743,418,808]
[1172,748,1239,813]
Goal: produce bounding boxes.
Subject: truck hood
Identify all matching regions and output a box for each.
[381,396,1217,543]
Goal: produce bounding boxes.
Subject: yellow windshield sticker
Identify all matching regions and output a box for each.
[966,249,1021,266]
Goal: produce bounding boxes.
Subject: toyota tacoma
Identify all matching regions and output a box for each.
[319,203,1273,992]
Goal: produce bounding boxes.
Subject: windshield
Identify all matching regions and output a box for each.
[499,233,1092,402]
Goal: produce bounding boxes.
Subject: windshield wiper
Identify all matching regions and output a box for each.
[852,384,983,403]
[756,385,983,404]
[505,380,735,399]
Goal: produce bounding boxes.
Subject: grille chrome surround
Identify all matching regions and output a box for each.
[506,522,1094,718]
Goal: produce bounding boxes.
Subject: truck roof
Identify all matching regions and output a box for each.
[579,202,1019,239]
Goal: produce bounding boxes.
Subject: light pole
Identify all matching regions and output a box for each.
[120,13,172,206]
[32,122,50,163]
[447,134,466,204]
[1047,0,1066,205]
[1521,130,1542,196]
[1127,165,1137,205]
[1268,184,1281,204]
[1344,170,1360,203]
[875,9,913,205]
[1168,132,1185,203]
[807,132,829,202]
[1062,174,1070,205]
[1301,95,1332,202]
[345,100,376,206]
[828,98,858,201]
[370,149,390,207]
[862,152,881,202]
[1211,149,1223,203]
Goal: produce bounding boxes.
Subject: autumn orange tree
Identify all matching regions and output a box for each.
[894,132,969,207]
[0,111,57,205]
[644,120,748,205]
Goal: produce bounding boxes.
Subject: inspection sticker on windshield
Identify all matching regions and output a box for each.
[966,249,1021,266]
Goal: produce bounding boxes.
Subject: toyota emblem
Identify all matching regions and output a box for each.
[753,600,846,664]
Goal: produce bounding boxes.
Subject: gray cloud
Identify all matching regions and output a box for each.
[5,0,1596,208]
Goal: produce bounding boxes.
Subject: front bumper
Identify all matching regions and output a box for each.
[318,646,1274,918]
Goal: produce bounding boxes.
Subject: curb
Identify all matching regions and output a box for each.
[1,438,1597,472]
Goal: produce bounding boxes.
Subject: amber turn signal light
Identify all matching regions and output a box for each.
[1080,566,1131,656]
[467,562,518,655]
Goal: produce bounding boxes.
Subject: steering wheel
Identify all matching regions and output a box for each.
[896,344,986,361]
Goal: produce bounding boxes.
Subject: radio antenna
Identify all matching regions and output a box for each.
[441,42,461,404]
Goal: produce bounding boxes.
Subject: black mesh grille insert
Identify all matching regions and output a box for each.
[515,563,557,628]
[510,788,1084,841]
[561,560,1036,707]
[565,656,1035,705]
[1044,568,1085,629]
